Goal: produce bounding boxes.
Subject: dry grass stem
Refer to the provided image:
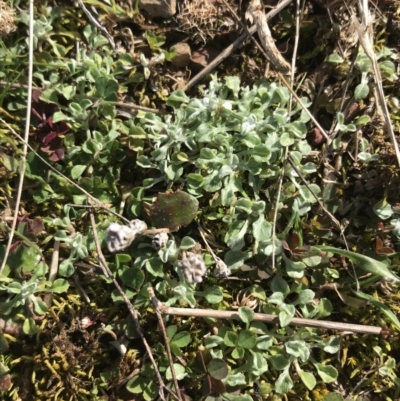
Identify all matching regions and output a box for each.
[152,296,382,335]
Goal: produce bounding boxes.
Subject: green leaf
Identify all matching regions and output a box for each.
[95,77,119,101]
[269,354,290,370]
[120,268,145,291]
[171,331,191,348]
[204,286,223,304]
[300,370,316,390]
[166,363,186,380]
[238,306,254,325]
[322,394,344,401]
[225,372,246,386]
[314,246,400,282]
[237,330,256,349]
[208,358,228,380]
[256,335,273,351]
[204,335,224,348]
[223,331,238,347]
[231,346,245,359]
[50,279,69,294]
[275,369,293,394]
[285,340,310,362]
[373,199,393,220]
[314,362,338,383]
[279,305,295,327]
[126,375,146,394]
[143,381,158,401]
[294,289,315,305]
[327,53,344,63]
[354,82,369,100]
[166,325,177,341]
[145,257,164,277]
[71,165,87,180]
[224,250,251,271]
[179,236,197,250]
[23,318,37,336]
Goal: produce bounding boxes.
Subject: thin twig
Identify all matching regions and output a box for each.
[113,101,160,113]
[0,0,34,277]
[152,295,382,335]
[76,0,115,49]
[148,287,183,401]
[88,209,179,401]
[246,0,291,73]
[183,0,294,91]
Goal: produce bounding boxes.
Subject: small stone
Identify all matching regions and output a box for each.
[140,0,176,18]
[171,43,191,68]
[190,46,219,71]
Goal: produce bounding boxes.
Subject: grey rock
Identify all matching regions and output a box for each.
[171,42,191,68]
[140,0,176,18]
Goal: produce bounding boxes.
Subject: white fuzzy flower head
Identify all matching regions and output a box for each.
[105,223,136,253]
[130,219,148,234]
[178,252,207,284]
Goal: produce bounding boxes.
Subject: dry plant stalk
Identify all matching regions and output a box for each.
[0,1,17,36]
[152,297,382,335]
[246,0,291,73]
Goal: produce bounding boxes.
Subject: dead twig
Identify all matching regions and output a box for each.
[148,287,183,401]
[88,208,180,401]
[183,0,294,91]
[246,0,291,73]
[151,294,382,335]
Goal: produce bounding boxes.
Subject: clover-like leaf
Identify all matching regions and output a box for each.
[208,358,228,380]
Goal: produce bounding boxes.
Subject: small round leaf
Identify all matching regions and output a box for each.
[208,358,228,380]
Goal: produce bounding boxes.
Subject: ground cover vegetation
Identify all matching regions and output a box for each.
[0,0,400,400]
